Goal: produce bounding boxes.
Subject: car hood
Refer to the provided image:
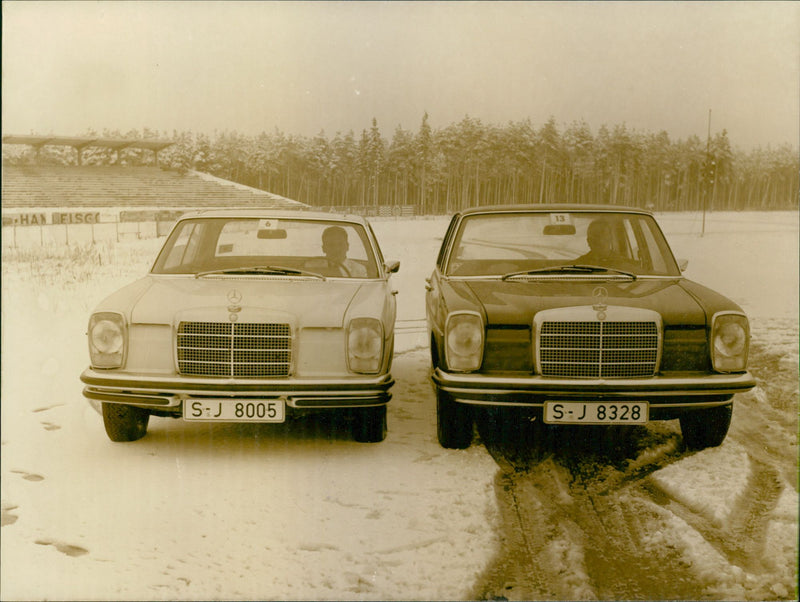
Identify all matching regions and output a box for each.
[97,276,385,328]
[448,278,710,327]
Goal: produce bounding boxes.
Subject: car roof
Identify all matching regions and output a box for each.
[457,203,653,216]
[176,208,369,225]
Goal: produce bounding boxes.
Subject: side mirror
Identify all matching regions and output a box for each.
[385,261,400,274]
[678,258,689,272]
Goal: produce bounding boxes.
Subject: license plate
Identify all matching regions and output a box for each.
[544,401,648,424]
[183,399,285,422]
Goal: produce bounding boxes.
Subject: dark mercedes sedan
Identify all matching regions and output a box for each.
[425,205,755,449]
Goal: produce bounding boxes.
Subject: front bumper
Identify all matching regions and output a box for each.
[81,368,394,411]
[433,368,755,414]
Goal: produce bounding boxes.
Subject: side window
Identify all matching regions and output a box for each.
[640,221,669,274]
[345,228,369,262]
[437,215,460,269]
[162,222,196,270]
[366,222,385,267]
[622,219,640,263]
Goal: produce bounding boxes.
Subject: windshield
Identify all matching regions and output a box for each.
[152,217,380,278]
[444,211,680,277]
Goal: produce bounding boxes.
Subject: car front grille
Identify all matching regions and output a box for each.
[177,321,292,378]
[537,321,659,378]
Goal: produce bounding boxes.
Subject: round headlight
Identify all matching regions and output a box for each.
[91,319,124,354]
[445,312,483,372]
[88,312,126,368]
[348,325,382,359]
[347,318,383,373]
[447,321,482,357]
[711,313,749,372]
[714,322,746,358]
[92,320,122,353]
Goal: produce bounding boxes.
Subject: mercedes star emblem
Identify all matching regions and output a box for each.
[592,286,608,320]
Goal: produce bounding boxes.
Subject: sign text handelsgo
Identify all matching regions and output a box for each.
[2,212,101,226]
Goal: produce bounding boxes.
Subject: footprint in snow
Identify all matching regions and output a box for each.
[32,403,65,413]
[2,504,19,527]
[11,470,44,482]
[298,542,339,552]
[35,539,89,557]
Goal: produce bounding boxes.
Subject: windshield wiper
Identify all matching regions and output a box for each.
[195,265,326,279]
[501,264,636,280]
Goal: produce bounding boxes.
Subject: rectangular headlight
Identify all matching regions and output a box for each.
[88,312,126,368]
[347,318,383,374]
[445,311,484,372]
[710,312,749,372]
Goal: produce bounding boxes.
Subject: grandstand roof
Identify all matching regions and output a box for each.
[2,135,175,153]
[1,164,307,210]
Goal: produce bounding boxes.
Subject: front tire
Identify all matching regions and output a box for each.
[352,405,387,443]
[102,403,150,442]
[679,404,732,450]
[436,388,473,449]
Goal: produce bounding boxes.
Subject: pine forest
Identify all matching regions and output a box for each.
[5,114,798,213]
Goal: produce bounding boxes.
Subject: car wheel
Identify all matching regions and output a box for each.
[102,403,150,442]
[679,404,732,450]
[436,388,473,449]
[352,405,387,443]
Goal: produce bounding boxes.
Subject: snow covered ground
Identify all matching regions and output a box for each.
[1,211,797,600]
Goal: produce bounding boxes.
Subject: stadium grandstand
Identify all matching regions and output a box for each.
[2,135,307,245]
[2,135,305,212]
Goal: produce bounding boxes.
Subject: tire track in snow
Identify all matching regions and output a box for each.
[642,459,787,586]
[731,342,798,484]
[473,416,706,601]
[468,413,587,600]
[721,461,785,573]
[659,340,797,581]
[472,449,587,601]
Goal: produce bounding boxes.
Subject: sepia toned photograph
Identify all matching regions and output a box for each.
[2,1,798,600]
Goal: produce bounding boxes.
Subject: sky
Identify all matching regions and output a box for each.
[2,1,799,150]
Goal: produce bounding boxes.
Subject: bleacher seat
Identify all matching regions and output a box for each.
[1,165,306,210]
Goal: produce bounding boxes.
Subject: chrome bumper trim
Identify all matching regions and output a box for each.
[83,387,391,410]
[287,395,389,409]
[82,388,180,407]
[433,368,755,400]
[81,369,394,409]
[449,397,734,410]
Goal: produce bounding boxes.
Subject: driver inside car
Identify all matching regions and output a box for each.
[308,226,368,277]
[574,219,636,270]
